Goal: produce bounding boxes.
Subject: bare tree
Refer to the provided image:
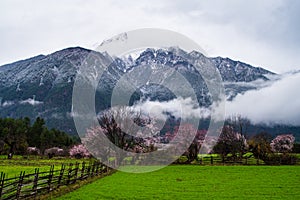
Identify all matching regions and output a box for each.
[227,115,250,138]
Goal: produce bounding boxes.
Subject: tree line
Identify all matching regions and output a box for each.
[0,117,77,158]
[0,111,299,164]
[81,108,299,165]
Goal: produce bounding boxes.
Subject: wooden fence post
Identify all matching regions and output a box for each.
[57,164,65,188]
[48,165,54,192]
[32,168,39,198]
[91,162,95,177]
[67,163,73,185]
[98,162,102,175]
[210,156,213,165]
[95,162,99,176]
[73,162,79,183]
[0,172,5,198]
[16,171,25,199]
[86,162,91,177]
[80,162,86,180]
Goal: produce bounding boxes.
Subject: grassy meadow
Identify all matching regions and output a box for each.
[0,156,92,178]
[56,165,300,200]
[1,156,299,199]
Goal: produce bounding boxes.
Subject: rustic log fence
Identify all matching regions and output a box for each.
[0,161,110,200]
[196,155,300,165]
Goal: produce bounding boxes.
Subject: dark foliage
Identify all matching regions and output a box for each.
[0,117,76,157]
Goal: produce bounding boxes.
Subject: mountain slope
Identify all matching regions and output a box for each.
[0,47,275,134]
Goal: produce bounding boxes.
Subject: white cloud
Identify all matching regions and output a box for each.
[131,72,300,126]
[224,74,281,89]
[20,98,43,106]
[2,101,14,107]
[132,97,210,120]
[226,72,300,125]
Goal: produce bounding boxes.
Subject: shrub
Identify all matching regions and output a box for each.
[69,144,91,159]
[44,147,65,158]
[27,147,41,155]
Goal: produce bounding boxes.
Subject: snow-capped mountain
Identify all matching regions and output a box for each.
[0,47,275,134]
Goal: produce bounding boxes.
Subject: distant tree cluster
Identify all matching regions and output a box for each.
[249,133,297,164]
[1,112,297,165]
[212,116,298,164]
[0,117,76,158]
[212,125,297,164]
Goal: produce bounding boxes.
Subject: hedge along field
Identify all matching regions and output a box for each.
[57,165,300,200]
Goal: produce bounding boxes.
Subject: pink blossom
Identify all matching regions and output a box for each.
[270,134,295,153]
[69,144,91,158]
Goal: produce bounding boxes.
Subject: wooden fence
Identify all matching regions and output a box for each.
[0,161,110,200]
[196,155,300,165]
[168,154,300,166]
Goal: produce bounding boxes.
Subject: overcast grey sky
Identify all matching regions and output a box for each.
[0,0,299,73]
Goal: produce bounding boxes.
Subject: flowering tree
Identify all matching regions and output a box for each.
[82,106,160,166]
[213,125,248,161]
[69,144,91,159]
[270,134,295,153]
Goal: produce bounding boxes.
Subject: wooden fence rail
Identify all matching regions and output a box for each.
[0,161,110,200]
[196,155,300,165]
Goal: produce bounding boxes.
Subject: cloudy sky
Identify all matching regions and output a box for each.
[0,0,299,73]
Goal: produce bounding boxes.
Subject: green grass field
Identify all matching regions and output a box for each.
[0,157,93,178]
[56,165,300,200]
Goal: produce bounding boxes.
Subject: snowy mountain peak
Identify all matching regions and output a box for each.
[100,32,128,47]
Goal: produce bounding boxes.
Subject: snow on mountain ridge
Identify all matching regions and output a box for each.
[0,46,278,133]
[0,46,275,104]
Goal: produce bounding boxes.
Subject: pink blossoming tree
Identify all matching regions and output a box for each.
[69,144,91,159]
[270,134,295,153]
[82,107,160,166]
